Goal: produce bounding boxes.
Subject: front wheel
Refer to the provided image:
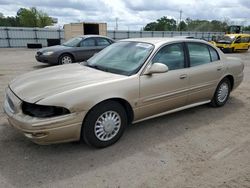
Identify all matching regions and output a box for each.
[82,101,127,148]
[210,78,231,107]
[59,54,73,64]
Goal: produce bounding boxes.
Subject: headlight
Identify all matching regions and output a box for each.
[43,51,54,56]
[22,102,70,118]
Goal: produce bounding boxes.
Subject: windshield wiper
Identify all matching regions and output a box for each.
[85,63,106,71]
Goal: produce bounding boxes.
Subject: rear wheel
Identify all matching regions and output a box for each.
[210,78,231,107]
[82,101,127,148]
[59,54,73,64]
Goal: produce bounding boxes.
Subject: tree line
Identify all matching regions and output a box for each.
[0,7,53,28]
[144,16,250,32]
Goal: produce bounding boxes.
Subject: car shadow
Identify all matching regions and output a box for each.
[0,96,244,187]
[33,64,56,69]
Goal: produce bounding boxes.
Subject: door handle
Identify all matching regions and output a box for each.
[217,66,222,71]
[179,74,187,79]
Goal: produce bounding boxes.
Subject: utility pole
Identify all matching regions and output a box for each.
[179,10,183,31]
[115,17,118,31]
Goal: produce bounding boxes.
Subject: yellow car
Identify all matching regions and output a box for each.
[214,34,250,53]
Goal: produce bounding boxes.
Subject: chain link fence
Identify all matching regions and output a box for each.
[0,27,226,48]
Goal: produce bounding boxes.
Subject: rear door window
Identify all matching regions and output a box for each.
[96,38,111,46]
[187,43,211,67]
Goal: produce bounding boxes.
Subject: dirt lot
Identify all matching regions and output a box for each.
[0,48,250,188]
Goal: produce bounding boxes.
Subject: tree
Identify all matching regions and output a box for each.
[17,7,38,27]
[179,21,187,31]
[144,16,177,31]
[144,22,157,31]
[243,26,250,31]
[185,18,228,32]
[0,12,20,27]
[17,7,53,27]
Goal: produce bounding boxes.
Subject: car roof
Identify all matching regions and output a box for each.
[120,37,207,47]
[78,35,112,39]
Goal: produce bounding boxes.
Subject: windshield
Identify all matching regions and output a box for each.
[84,41,154,76]
[218,36,235,44]
[63,37,82,47]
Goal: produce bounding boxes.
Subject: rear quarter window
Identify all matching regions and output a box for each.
[209,46,220,62]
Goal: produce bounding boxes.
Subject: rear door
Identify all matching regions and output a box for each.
[234,36,249,50]
[185,42,224,105]
[240,37,250,50]
[95,37,113,53]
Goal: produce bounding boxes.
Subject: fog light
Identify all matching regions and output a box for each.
[32,132,47,137]
[24,132,48,138]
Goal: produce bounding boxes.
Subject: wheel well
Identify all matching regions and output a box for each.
[111,98,134,124]
[225,75,234,90]
[84,98,134,125]
[59,53,75,62]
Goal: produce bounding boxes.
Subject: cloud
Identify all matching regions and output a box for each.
[0,0,250,30]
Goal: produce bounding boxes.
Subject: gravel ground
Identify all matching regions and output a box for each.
[0,48,250,188]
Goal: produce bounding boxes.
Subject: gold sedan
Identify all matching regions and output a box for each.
[4,38,244,148]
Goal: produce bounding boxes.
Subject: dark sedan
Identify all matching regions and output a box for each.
[35,35,114,65]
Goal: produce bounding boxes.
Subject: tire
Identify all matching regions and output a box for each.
[82,101,127,148]
[59,54,73,64]
[210,78,231,107]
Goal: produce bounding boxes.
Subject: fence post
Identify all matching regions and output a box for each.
[113,30,116,40]
[34,28,38,43]
[140,31,142,38]
[5,27,11,48]
[58,29,61,44]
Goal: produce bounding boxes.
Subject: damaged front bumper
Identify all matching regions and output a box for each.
[3,87,85,145]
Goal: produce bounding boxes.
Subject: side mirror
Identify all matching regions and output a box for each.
[144,63,169,75]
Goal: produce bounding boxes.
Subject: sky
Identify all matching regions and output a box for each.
[0,0,250,30]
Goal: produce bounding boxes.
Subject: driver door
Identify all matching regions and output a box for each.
[137,43,189,120]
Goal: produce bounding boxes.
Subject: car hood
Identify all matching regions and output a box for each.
[38,45,71,53]
[9,64,125,103]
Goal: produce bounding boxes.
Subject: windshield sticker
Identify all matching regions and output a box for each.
[136,43,152,49]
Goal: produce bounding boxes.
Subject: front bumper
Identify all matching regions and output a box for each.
[3,88,85,145]
[35,54,59,65]
[216,45,233,53]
